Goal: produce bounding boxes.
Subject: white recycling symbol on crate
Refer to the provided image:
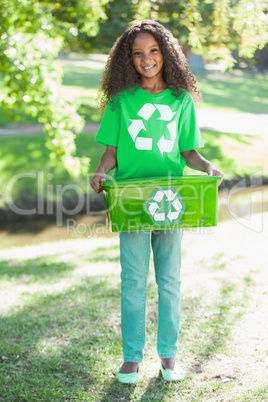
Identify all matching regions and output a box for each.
[128,103,177,155]
[145,187,186,225]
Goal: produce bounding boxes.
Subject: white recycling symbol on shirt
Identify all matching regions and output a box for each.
[128,103,177,155]
[145,187,186,225]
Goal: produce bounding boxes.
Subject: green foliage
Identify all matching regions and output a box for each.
[232,0,268,59]
[136,0,268,68]
[86,0,136,52]
[0,0,109,176]
[47,0,109,37]
[85,0,268,68]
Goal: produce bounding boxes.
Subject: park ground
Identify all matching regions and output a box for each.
[0,212,267,401]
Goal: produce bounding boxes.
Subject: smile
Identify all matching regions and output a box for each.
[143,65,156,71]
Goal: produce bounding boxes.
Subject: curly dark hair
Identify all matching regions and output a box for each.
[99,20,202,109]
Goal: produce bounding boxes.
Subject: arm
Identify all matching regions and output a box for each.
[90,145,117,193]
[181,149,224,186]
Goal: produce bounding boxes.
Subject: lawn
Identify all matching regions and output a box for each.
[0,213,267,401]
[196,70,268,114]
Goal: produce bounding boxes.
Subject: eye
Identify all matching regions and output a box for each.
[151,48,159,53]
[133,51,141,56]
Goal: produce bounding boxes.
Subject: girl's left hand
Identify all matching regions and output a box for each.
[206,163,224,186]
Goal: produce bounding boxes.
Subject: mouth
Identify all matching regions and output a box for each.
[143,64,156,71]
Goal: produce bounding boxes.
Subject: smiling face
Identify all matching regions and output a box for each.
[132,32,164,83]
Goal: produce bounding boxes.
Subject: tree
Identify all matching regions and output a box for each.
[82,0,268,69]
[0,0,109,176]
[88,0,137,53]
[134,0,268,68]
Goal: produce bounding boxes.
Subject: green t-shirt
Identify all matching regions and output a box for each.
[95,86,204,180]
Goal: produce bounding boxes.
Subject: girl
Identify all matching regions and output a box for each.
[90,20,223,384]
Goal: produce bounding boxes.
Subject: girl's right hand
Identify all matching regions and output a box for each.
[90,171,106,193]
[90,145,117,193]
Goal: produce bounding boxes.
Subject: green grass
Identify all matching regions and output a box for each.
[238,387,268,402]
[0,53,267,126]
[186,130,240,177]
[196,70,268,114]
[0,133,104,209]
[0,243,260,401]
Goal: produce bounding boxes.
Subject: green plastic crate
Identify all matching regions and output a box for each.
[102,175,221,232]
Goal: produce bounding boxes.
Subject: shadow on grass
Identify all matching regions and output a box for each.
[179,279,248,375]
[0,253,250,400]
[99,380,137,402]
[78,245,120,264]
[99,370,181,402]
[77,100,102,123]
[0,275,122,400]
[61,66,101,89]
[0,256,76,282]
[199,131,240,175]
[139,377,177,401]
[0,245,119,282]
[196,72,268,114]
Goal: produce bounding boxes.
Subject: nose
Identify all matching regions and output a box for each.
[142,53,152,63]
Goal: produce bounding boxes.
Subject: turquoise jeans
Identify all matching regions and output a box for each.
[119,229,183,363]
